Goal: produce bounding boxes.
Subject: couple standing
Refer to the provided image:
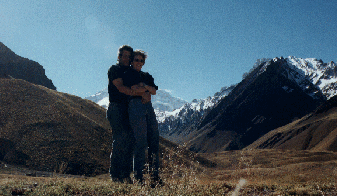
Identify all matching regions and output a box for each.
[106,45,160,186]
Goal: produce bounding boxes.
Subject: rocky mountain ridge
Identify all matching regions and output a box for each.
[180,56,337,152]
[0,42,56,90]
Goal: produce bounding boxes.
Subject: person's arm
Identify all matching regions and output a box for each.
[144,83,156,95]
[141,91,152,104]
[113,78,145,96]
[132,83,156,104]
[131,83,156,95]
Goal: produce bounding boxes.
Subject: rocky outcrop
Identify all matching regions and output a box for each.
[0,42,56,90]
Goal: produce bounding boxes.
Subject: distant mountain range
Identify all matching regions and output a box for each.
[157,85,236,142]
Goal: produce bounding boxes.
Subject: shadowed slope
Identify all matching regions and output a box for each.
[246,95,337,152]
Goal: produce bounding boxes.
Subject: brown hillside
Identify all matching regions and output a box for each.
[0,78,111,176]
[246,96,337,152]
[0,78,215,176]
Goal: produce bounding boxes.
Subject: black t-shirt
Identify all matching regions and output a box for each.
[107,64,130,104]
[122,69,158,99]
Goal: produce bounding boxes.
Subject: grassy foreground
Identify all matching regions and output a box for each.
[0,173,336,195]
[1,148,337,195]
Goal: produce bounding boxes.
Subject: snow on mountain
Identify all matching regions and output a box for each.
[152,90,187,112]
[156,85,236,123]
[246,56,337,100]
[284,56,337,99]
[157,85,236,143]
[86,88,109,109]
[85,89,187,112]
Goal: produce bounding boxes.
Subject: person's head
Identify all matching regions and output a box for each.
[131,50,147,72]
[117,45,133,66]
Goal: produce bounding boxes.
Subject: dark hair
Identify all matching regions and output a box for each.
[118,45,133,59]
[133,50,147,63]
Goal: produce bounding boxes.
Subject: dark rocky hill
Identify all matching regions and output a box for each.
[181,58,325,153]
[0,42,56,90]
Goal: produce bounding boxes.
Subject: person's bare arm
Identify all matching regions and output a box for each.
[130,83,156,104]
[113,78,145,96]
[144,83,156,95]
[131,83,156,95]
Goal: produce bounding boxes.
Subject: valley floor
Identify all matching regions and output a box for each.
[1,149,337,195]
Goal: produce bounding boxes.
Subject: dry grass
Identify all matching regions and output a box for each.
[1,148,337,195]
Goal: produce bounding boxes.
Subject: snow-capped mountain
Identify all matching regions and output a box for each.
[243,56,337,100]
[164,56,337,152]
[85,88,187,112]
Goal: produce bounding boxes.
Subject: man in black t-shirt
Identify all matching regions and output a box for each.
[106,45,135,183]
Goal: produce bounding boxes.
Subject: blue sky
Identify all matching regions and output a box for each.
[1,0,336,102]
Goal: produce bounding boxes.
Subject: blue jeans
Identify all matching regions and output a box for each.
[128,99,159,181]
[107,102,134,180]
